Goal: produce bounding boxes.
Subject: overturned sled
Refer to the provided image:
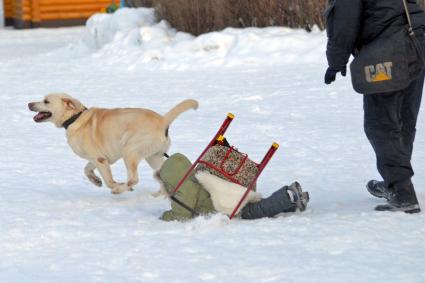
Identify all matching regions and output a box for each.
[169,113,279,219]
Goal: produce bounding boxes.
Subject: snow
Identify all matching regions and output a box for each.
[1,8,425,283]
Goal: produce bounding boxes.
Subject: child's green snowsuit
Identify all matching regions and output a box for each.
[159,153,216,221]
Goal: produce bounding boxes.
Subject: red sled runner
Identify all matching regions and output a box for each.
[169,113,279,219]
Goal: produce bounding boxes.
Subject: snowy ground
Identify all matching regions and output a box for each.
[1,9,425,283]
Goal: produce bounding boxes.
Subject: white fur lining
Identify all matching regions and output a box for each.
[195,171,262,216]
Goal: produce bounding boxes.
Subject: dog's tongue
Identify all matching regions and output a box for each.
[34,112,51,122]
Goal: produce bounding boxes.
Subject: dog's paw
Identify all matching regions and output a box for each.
[111,183,127,194]
[88,175,103,187]
[151,187,168,198]
[111,182,134,194]
[126,180,137,192]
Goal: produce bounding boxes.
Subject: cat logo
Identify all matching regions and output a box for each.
[365,62,393,83]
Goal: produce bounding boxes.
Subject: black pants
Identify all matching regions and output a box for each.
[363,71,424,190]
[240,187,295,219]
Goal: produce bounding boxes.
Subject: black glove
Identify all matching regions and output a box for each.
[324,66,346,85]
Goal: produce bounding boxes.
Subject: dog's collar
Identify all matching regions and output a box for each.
[63,108,87,130]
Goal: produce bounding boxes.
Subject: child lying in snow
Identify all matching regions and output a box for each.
[158,153,310,221]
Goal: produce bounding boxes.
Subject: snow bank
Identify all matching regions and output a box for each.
[79,8,326,70]
[82,8,158,49]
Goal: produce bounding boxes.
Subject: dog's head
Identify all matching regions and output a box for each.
[28,93,86,128]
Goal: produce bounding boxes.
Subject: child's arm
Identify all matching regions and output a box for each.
[159,154,202,221]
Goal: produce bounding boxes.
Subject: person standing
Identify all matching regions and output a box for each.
[324,0,425,213]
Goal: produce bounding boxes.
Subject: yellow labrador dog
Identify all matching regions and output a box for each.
[28,93,198,194]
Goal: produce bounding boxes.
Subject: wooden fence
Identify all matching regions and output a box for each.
[3,0,118,28]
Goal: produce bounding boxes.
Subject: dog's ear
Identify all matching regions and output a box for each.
[63,98,76,110]
[62,98,82,110]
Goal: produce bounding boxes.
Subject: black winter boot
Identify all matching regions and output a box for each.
[366,180,389,199]
[286,182,310,212]
[370,181,421,214]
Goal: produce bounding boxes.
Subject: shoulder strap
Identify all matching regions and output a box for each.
[402,0,425,65]
[402,0,414,36]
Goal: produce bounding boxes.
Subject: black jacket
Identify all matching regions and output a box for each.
[325,0,425,70]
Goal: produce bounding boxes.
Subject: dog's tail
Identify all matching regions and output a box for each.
[163,99,199,126]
